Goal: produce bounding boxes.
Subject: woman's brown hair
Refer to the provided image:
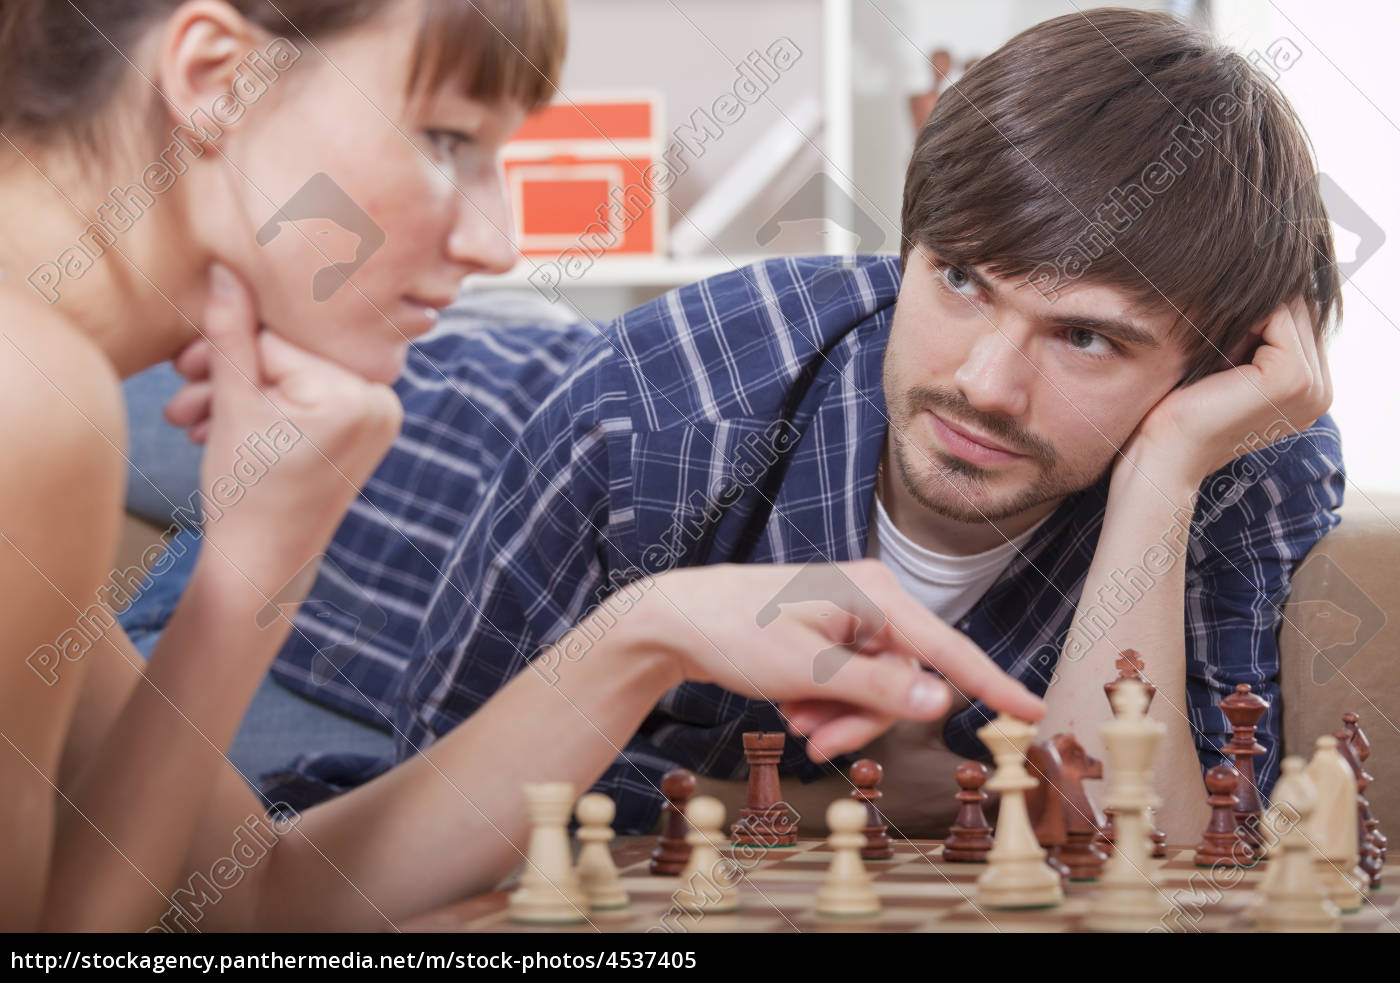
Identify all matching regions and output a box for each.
[902,7,1339,384]
[0,0,566,148]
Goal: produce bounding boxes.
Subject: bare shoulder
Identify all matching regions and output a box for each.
[0,288,125,432]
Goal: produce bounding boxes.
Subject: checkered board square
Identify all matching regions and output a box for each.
[399,838,1398,933]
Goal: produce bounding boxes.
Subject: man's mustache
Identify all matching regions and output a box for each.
[904,386,1054,462]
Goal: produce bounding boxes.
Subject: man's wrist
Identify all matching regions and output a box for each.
[1111,439,1204,509]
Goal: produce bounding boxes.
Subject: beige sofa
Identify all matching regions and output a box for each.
[117,491,1398,829]
[1279,492,1399,827]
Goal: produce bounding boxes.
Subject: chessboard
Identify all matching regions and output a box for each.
[399,836,1399,933]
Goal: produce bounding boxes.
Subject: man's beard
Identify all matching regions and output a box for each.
[888,386,1107,525]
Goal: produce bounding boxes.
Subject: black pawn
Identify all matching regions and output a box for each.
[649,768,696,875]
[943,761,994,862]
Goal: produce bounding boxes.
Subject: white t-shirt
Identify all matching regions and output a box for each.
[866,496,1047,627]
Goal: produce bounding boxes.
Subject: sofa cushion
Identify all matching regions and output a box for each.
[1280,492,1399,834]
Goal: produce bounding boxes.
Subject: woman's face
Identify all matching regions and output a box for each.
[199,2,524,382]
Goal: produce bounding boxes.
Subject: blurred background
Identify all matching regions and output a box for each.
[472,0,1400,495]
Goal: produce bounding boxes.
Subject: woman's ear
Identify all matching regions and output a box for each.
[153,0,264,139]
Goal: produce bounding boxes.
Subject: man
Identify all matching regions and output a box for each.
[127,9,1341,841]
[389,9,1340,840]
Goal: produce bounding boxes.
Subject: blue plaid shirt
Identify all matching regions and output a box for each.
[259,320,595,723]
[364,255,1346,834]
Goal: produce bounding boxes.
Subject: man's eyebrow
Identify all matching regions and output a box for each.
[960,265,1162,349]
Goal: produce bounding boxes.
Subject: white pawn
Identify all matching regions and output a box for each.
[1304,735,1368,913]
[976,713,1063,909]
[575,793,628,910]
[509,782,588,924]
[815,798,881,918]
[675,795,740,914]
[1251,757,1340,932]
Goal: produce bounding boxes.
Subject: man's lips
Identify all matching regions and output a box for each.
[926,411,1026,464]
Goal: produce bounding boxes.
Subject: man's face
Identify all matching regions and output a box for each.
[882,247,1192,525]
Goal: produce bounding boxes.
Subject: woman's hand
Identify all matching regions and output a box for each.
[603,559,1043,763]
[182,263,402,598]
[1118,296,1332,492]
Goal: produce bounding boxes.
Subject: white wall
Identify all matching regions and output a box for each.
[1213,0,1400,495]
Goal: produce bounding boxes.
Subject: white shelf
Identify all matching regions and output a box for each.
[479,255,773,290]
[476,0,856,312]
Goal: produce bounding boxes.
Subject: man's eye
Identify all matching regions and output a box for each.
[941,264,978,296]
[1065,327,1117,358]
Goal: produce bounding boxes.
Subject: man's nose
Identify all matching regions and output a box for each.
[952,321,1034,419]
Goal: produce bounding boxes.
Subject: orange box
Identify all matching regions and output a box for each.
[503,92,666,258]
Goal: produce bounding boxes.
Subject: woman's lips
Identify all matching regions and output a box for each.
[399,296,444,333]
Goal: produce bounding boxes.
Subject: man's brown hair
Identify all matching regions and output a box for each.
[901,7,1339,384]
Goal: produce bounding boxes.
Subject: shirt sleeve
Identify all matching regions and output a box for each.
[1182,417,1345,800]
[393,338,623,763]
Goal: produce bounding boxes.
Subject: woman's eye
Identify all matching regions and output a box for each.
[427,129,478,171]
[429,129,470,152]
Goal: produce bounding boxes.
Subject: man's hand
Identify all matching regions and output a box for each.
[1119,296,1333,491]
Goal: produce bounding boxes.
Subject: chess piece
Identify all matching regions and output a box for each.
[1102,651,1166,857]
[1025,740,1072,889]
[1250,757,1340,932]
[849,759,892,860]
[944,761,994,862]
[1085,682,1169,932]
[1147,811,1168,857]
[730,732,797,846]
[1103,648,1156,706]
[575,793,628,910]
[1334,723,1384,889]
[814,798,882,917]
[1097,652,1151,847]
[975,715,1064,909]
[509,782,588,924]
[1304,735,1368,913]
[1050,733,1108,880]
[1342,712,1387,866]
[1194,764,1249,867]
[1220,683,1269,848]
[676,796,740,913]
[650,768,696,875]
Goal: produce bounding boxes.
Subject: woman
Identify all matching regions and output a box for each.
[0,0,1039,930]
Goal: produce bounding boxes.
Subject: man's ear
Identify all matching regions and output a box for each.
[153,0,263,134]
